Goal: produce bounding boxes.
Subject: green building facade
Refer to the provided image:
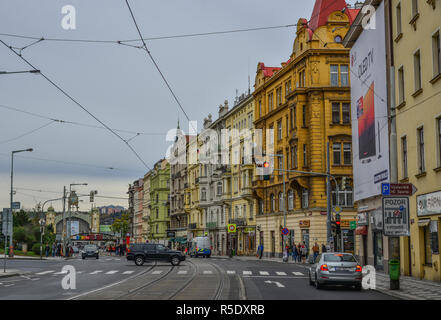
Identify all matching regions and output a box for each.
[149,159,170,241]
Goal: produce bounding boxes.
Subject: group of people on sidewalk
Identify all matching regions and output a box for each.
[256,241,327,263]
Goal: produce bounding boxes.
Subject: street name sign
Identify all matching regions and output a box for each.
[381,183,417,196]
[382,197,410,236]
[12,202,20,210]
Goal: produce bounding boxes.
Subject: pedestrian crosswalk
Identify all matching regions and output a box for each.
[32,269,305,277]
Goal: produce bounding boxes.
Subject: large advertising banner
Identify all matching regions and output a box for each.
[350,2,389,201]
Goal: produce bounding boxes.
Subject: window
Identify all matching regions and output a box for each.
[248,112,253,129]
[331,65,339,86]
[396,3,402,36]
[418,127,425,173]
[402,136,408,178]
[333,143,341,165]
[303,144,307,167]
[398,66,405,104]
[299,70,305,87]
[217,182,222,196]
[277,120,282,140]
[332,184,353,207]
[288,190,294,210]
[302,105,307,127]
[259,100,262,117]
[276,87,282,106]
[286,116,289,137]
[332,103,340,124]
[250,202,253,219]
[270,194,275,212]
[268,93,273,112]
[293,146,298,168]
[334,35,342,43]
[259,199,264,215]
[201,188,206,201]
[156,208,159,219]
[340,65,349,86]
[293,106,297,128]
[342,103,350,124]
[433,31,441,77]
[411,0,418,18]
[301,189,309,209]
[438,117,441,167]
[414,50,422,92]
[343,143,352,165]
[279,192,284,212]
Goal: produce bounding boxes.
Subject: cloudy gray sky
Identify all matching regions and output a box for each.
[0,0,358,211]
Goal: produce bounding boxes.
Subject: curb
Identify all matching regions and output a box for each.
[0,273,20,279]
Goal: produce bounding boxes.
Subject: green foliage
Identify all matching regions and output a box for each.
[111,213,130,238]
[32,243,42,255]
[13,210,29,227]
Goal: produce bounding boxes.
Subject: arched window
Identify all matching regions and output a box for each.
[302,189,309,209]
[201,188,207,201]
[279,192,284,211]
[288,190,294,210]
[270,194,275,212]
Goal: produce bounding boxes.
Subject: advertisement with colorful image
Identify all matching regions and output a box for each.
[350,1,389,201]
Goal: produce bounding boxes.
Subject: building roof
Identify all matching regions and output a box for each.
[308,0,351,31]
[258,62,281,78]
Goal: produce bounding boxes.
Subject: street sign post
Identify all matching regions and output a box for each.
[382,183,417,196]
[11,202,20,210]
[227,224,236,233]
[281,228,289,236]
[382,197,410,236]
[1,208,12,236]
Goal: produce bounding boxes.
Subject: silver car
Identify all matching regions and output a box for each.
[308,252,363,290]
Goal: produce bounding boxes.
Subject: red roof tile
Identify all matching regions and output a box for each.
[309,0,348,31]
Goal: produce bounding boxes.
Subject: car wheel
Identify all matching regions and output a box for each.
[135,256,145,266]
[171,256,180,266]
[308,271,314,286]
[315,276,322,289]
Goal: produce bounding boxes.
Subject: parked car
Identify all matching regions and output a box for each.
[308,252,363,290]
[81,244,99,259]
[189,236,211,258]
[127,243,185,266]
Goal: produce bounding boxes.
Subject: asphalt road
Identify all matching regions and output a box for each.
[0,255,396,300]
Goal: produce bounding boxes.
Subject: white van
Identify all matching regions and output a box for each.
[189,236,211,258]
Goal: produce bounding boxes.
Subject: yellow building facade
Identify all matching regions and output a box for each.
[392,0,441,281]
[253,1,359,257]
[223,93,257,255]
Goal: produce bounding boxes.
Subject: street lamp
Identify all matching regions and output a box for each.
[9,148,33,258]
[67,183,87,246]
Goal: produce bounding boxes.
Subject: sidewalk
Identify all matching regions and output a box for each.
[229,255,441,300]
[0,254,68,261]
[0,269,29,278]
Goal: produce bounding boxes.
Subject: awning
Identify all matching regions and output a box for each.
[418,219,431,227]
[175,237,187,244]
[355,226,368,235]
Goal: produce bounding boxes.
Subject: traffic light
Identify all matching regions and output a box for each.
[335,213,341,235]
[255,158,272,180]
[90,191,94,203]
[263,161,270,180]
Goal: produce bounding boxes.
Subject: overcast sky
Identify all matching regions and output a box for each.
[0,0,359,211]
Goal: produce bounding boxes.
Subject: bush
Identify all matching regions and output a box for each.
[32,243,42,256]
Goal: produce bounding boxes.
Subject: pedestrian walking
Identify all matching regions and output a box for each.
[52,243,56,257]
[297,243,302,262]
[292,245,298,262]
[312,242,320,261]
[301,242,307,264]
[259,243,264,259]
[45,243,50,257]
[321,243,327,253]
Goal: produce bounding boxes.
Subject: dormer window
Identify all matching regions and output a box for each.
[334,35,342,43]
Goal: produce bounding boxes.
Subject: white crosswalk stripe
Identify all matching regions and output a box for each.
[90,270,103,275]
[36,271,55,275]
[203,270,213,275]
[276,272,287,276]
[53,271,68,275]
[227,270,236,275]
[152,271,163,275]
[177,270,188,275]
[292,272,304,276]
[243,271,252,275]
[122,271,135,275]
[259,271,269,275]
[105,270,118,275]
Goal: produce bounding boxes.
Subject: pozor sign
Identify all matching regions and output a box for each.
[382,197,410,236]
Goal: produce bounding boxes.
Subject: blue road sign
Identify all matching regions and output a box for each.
[282,228,289,235]
[381,183,390,196]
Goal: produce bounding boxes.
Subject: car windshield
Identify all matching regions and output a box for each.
[324,253,356,262]
[85,245,97,250]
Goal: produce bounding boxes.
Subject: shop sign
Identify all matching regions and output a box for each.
[417,191,441,217]
[299,220,310,228]
[357,212,369,226]
[341,220,351,228]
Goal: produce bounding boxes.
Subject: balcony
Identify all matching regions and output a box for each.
[242,186,253,197]
[229,218,247,226]
[206,222,218,230]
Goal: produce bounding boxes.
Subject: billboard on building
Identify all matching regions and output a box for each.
[350,1,389,201]
[70,221,79,236]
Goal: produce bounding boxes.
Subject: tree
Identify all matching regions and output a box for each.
[13,210,29,227]
[111,213,130,240]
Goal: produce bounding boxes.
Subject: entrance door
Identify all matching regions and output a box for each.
[271,231,275,257]
[302,229,310,254]
[373,232,384,270]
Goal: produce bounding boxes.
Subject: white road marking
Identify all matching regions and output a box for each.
[264,280,285,288]
[203,270,213,275]
[177,270,188,275]
[53,270,68,275]
[90,270,103,275]
[122,271,135,275]
[293,272,304,276]
[227,270,236,275]
[243,271,252,275]
[36,270,55,275]
[105,270,118,275]
[276,272,287,276]
[259,271,269,275]
[152,271,163,275]
[3,284,14,287]
[31,278,40,281]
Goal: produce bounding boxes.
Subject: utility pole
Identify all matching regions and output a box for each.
[62,186,66,248]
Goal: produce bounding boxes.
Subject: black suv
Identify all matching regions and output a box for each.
[127,243,186,266]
